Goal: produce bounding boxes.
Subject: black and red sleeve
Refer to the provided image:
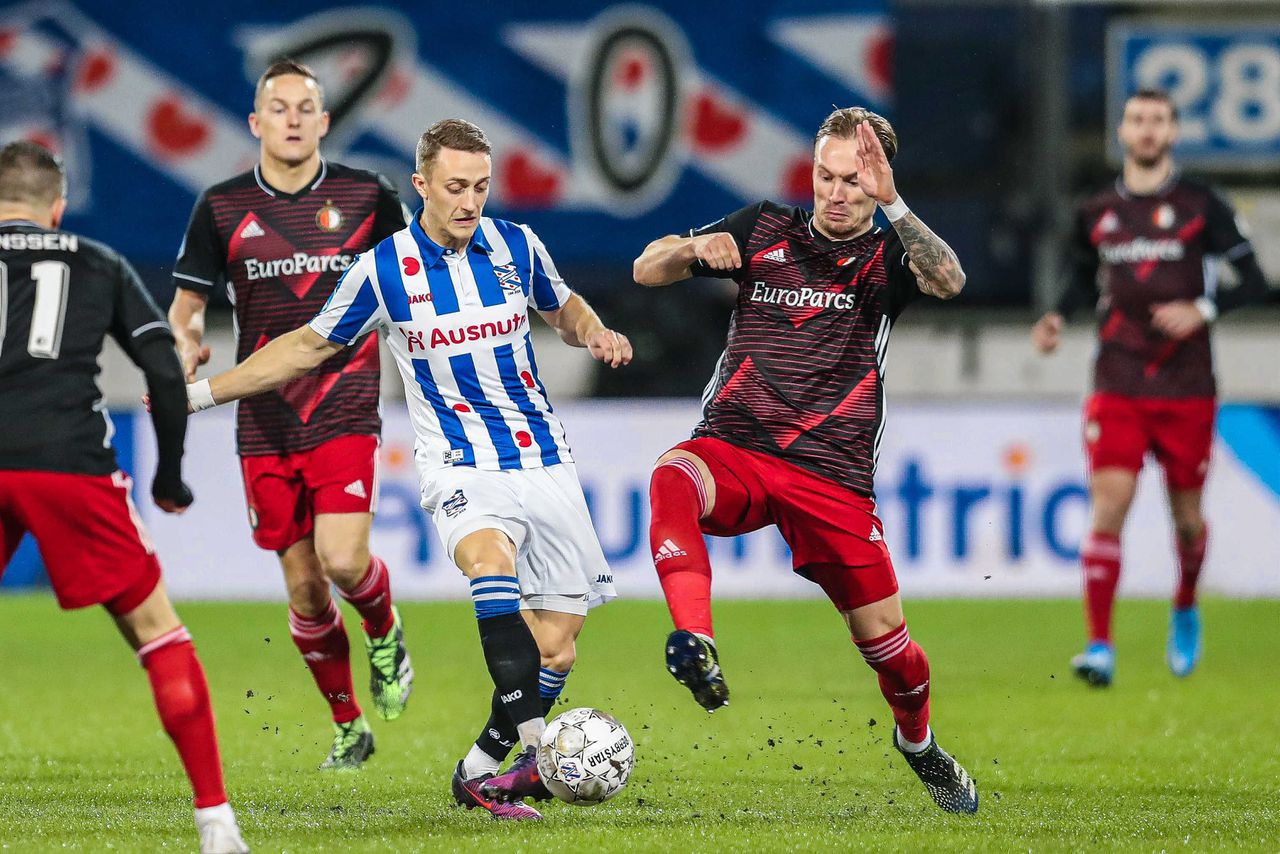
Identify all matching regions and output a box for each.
[171,191,224,295]
[371,173,408,243]
[1054,207,1101,318]
[882,227,921,319]
[688,201,765,282]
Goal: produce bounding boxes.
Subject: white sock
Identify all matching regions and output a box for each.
[516,717,546,750]
[462,744,502,780]
[194,802,235,827]
[896,725,932,754]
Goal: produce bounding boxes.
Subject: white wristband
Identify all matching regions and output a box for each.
[187,379,217,412]
[879,195,910,222]
[1194,296,1218,323]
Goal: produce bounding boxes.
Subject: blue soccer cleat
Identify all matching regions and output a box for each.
[1167,606,1202,678]
[1071,641,1115,687]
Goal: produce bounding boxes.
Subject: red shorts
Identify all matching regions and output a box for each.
[1083,394,1215,490]
[240,434,379,552]
[675,436,898,611]
[0,470,161,614]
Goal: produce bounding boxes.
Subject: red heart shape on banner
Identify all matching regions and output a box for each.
[75,49,116,93]
[147,96,211,158]
[783,155,812,200]
[503,151,561,207]
[689,91,747,152]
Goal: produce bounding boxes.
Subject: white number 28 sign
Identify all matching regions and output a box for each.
[1109,24,1280,167]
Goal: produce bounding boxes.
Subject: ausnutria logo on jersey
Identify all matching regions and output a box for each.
[244,252,355,280]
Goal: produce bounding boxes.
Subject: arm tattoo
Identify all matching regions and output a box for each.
[892,212,966,298]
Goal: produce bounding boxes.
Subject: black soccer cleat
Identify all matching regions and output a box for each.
[665,630,729,712]
[896,731,979,815]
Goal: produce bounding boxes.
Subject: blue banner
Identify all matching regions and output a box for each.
[0,1,891,267]
[1108,23,1280,168]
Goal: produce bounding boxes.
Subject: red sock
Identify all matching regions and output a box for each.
[649,459,714,638]
[854,623,931,744]
[1081,531,1121,644]
[338,555,396,638]
[138,627,228,809]
[289,599,361,723]
[1174,525,1208,609]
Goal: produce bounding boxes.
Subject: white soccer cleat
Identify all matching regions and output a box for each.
[195,802,249,854]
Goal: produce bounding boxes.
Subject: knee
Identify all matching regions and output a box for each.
[286,573,332,615]
[1173,515,1205,544]
[317,545,370,586]
[540,643,576,674]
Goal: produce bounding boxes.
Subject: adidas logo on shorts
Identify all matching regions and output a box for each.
[343,480,367,499]
[762,247,787,263]
[654,538,687,562]
[239,220,265,239]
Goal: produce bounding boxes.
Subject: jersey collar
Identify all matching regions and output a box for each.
[1115,168,1179,200]
[254,158,328,199]
[408,207,493,267]
[0,219,42,229]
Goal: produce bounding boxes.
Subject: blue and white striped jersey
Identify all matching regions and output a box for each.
[309,213,572,474]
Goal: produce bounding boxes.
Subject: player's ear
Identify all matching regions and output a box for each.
[318,111,331,139]
[248,112,262,140]
[411,172,430,201]
[49,197,67,230]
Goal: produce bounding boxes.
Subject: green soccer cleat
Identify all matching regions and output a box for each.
[365,605,414,721]
[319,716,375,771]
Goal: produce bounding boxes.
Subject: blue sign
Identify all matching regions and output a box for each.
[1108,23,1280,168]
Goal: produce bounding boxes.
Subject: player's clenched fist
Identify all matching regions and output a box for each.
[586,328,633,368]
[693,232,741,271]
[178,339,211,382]
[1031,311,1063,354]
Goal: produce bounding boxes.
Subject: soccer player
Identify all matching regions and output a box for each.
[182,119,630,820]
[0,142,248,853]
[633,109,979,814]
[168,60,413,768]
[1031,89,1269,687]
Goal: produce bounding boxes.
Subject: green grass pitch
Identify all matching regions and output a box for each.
[0,596,1277,852]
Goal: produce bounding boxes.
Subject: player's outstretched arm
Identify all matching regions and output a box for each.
[188,325,343,411]
[538,292,633,368]
[853,122,964,299]
[167,288,212,381]
[633,232,741,287]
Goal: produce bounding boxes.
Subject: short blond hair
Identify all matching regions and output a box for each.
[815,107,898,162]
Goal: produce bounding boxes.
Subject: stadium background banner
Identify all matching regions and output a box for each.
[121,401,1280,601]
[0,0,893,267]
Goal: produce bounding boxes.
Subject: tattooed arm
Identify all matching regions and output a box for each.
[852,121,966,299]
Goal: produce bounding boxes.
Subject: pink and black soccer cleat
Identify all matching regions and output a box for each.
[452,761,543,820]
[479,746,554,803]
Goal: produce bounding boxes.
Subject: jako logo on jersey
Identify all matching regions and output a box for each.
[500,689,523,703]
[407,292,433,305]
[315,202,343,231]
[428,312,527,349]
[442,489,468,518]
[750,282,856,310]
[1098,238,1184,264]
[239,220,265,239]
[244,252,355,280]
[493,263,523,293]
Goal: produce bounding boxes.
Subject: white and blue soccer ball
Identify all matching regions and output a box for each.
[536,707,635,806]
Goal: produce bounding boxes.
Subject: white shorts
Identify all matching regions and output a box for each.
[420,462,616,615]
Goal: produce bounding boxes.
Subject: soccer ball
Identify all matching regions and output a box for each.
[536,707,634,806]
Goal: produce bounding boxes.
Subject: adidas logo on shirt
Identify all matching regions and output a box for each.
[654,538,687,562]
[239,220,265,239]
[762,247,787,263]
[869,526,883,542]
[343,480,367,499]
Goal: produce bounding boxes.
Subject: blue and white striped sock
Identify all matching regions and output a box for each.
[469,575,522,621]
[539,666,570,703]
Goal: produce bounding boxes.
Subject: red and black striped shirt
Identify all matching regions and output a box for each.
[688,201,924,498]
[173,160,405,455]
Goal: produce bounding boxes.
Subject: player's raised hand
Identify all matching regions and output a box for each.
[178,340,212,382]
[586,328,633,368]
[1031,311,1064,354]
[854,120,897,205]
[692,232,741,272]
[1151,301,1206,340]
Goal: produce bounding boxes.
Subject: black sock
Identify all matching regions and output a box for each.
[476,691,557,761]
[476,611,543,735]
